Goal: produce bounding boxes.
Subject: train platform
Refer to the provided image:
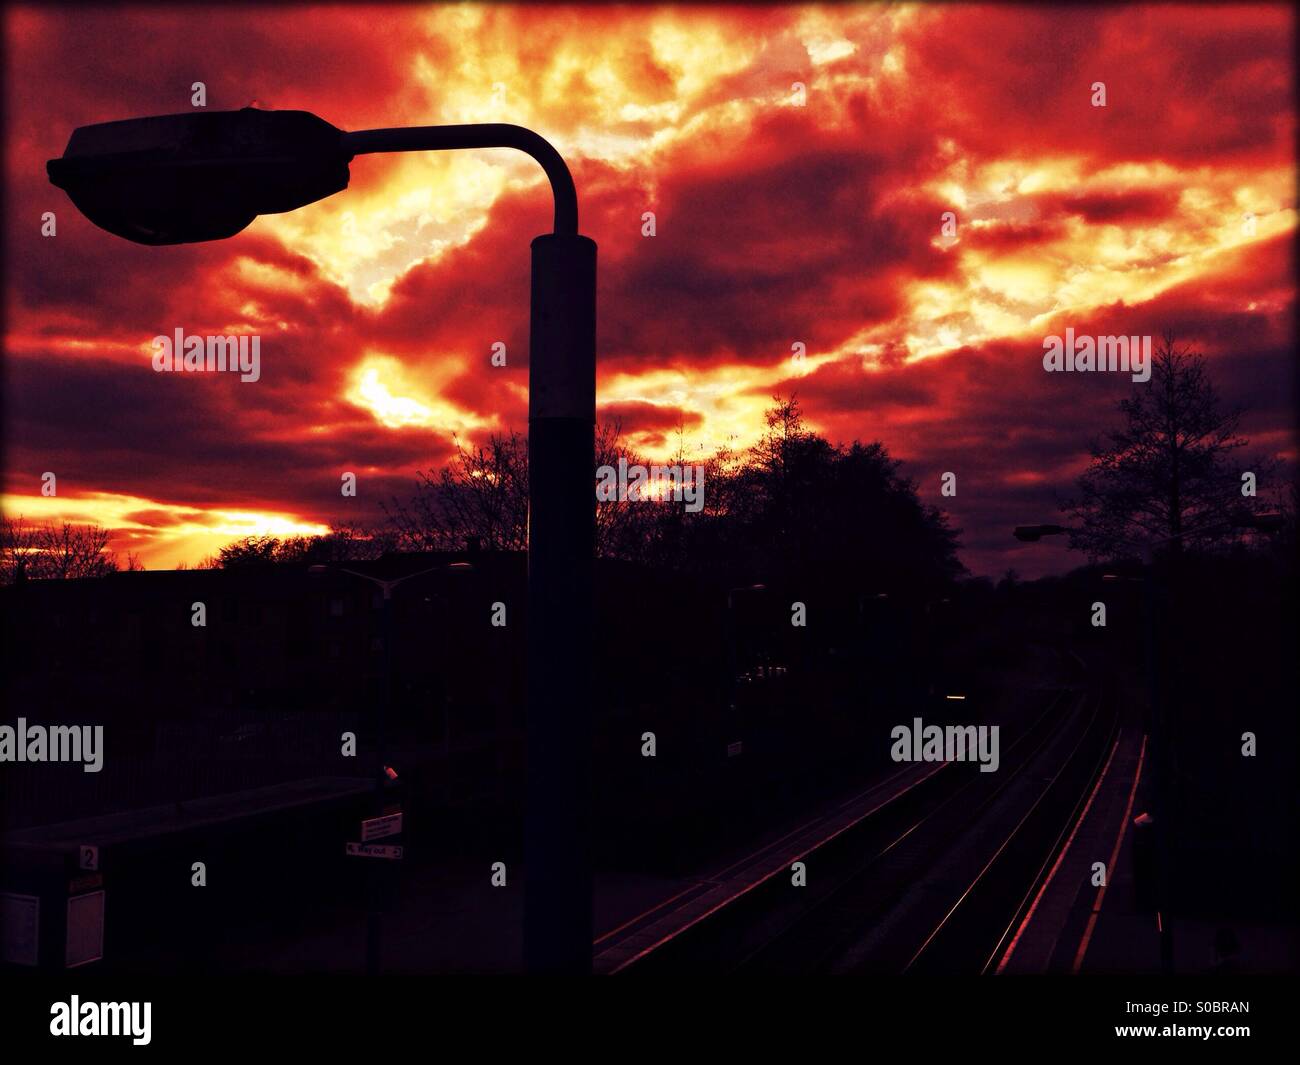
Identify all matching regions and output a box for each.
[5,653,1079,974]
[994,719,1294,976]
[994,721,1148,974]
[2,776,373,855]
[168,758,952,974]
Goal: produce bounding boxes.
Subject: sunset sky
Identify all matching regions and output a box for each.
[3,3,1295,577]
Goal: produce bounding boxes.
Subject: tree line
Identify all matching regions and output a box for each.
[2,336,1290,587]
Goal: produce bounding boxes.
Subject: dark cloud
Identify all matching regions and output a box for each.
[3,4,1293,578]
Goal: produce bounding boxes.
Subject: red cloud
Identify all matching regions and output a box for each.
[4,4,1294,578]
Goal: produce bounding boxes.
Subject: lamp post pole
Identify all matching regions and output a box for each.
[50,110,597,974]
[523,233,597,973]
[342,128,597,973]
[374,584,393,976]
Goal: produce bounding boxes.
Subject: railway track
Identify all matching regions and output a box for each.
[901,688,1118,975]
[616,682,1118,974]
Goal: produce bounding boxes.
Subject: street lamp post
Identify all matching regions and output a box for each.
[50,108,597,973]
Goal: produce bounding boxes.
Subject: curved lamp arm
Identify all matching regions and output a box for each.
[341,124,578,235]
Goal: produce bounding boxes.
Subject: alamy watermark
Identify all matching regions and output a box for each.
[152,328,261,382]
[596,458,705,513]
[50,997,150,1045]
[0,718,103,772]
[1042,329,1151,382]
[890,717,1000,773]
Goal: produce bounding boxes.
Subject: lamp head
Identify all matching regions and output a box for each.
[47,108,351,245]
[1013,524,1067,542]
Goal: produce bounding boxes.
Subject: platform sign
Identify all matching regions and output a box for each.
[78,845,98,871]
[66,890,105,968]
[361,813,402,841]
[346,842,403,860]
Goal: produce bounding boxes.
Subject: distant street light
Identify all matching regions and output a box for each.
[51,107,597,973]
[1012,524,1068,543]
[1240,511,1284,533]
[1013,511,1282,550]
[726,583,767,610]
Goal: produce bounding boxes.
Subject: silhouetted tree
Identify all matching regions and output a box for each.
[377,397,963,594]
[0,516,121,584]
[1063,332,1273,560]
[384,424,653,558]
[213,525,390,567]
[644,395,963,593]
[384,433,529,553]
[213,534,281,567]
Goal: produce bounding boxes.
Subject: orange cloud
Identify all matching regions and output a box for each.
[5,3,1294,577]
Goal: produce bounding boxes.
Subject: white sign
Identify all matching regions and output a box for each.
[79,845,98,871]
[346,842,403,860]
[726,741,744,758]
[361,813,403,841]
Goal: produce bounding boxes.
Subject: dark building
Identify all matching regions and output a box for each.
[1,551,525,830]
[2,549,933,839]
